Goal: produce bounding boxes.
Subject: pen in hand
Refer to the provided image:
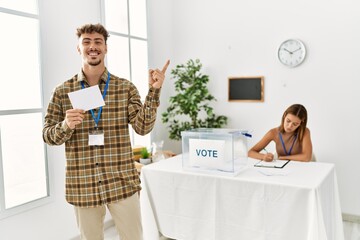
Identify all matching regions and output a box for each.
[263,148,275,162]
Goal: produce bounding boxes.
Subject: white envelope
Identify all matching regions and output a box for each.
[68,85,105,111]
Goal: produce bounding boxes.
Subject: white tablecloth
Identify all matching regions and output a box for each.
[140,155,344,240]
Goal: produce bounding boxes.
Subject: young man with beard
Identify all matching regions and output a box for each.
[43,23,170,240]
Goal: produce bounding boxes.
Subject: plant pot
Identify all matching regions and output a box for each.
[140,158,151,165]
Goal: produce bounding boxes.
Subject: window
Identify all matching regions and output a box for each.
[101,0,151,148]
[0,1,49,218]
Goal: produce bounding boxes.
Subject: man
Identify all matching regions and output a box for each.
[43,23,169,240]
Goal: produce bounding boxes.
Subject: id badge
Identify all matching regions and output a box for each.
[89,128,104,146]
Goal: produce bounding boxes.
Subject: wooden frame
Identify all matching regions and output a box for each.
[228,76,264,102]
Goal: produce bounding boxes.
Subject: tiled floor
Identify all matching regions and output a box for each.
[103,226,169,240]
[104,221,360,240]
[343,221,360,240]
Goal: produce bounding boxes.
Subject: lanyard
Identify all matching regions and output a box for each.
[279,132,297,156]
[81,72,111,128]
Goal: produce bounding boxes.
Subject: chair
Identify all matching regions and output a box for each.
[310,153,316,162]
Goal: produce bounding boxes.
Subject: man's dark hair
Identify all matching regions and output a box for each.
[76,23,110,43]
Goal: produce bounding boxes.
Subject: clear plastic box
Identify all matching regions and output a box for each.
[181,128,250,175]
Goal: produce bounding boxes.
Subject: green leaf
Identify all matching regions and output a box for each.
[161,59,228,140]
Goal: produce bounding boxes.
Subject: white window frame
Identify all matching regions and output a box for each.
[0,3,50,219]
[100,0,151,149]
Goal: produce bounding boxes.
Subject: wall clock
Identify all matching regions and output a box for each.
[277,39,306,67]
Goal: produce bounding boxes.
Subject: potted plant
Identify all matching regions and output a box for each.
[162,59,228,140]
[139,147,151,165]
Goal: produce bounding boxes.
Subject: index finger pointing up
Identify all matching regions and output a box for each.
[161,59,171,74]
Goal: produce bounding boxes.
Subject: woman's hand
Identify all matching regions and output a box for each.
[263,153,274,162]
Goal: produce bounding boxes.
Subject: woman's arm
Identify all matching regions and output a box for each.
[278,128,313,162]
[248,129,275,161]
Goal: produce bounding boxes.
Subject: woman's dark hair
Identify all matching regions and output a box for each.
[76,23,110,43]
[279,104,308,143]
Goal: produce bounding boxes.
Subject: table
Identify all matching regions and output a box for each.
[140,155,344,240]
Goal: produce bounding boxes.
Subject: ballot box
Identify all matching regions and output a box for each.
[181,128,250,175]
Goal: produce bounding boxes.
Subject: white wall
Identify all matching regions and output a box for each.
[0,0,104,239]
[148,0,360,217]
[1,1,359,239]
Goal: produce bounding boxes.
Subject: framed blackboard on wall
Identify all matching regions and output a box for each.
[228,76,264,102]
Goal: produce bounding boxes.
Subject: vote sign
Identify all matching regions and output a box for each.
[189,138,226,169]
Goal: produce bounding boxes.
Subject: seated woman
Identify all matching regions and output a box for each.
[248,104,313,162]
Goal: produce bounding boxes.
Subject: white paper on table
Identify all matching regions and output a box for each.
[257,169,290,176]
[67,85,105,111]
[254,159,290,168]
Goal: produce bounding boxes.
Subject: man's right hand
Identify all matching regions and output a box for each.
[65,109,85,129]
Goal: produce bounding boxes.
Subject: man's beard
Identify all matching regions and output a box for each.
[88,59,101,66]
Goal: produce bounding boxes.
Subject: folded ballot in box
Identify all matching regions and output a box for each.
[181,128,250,176]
